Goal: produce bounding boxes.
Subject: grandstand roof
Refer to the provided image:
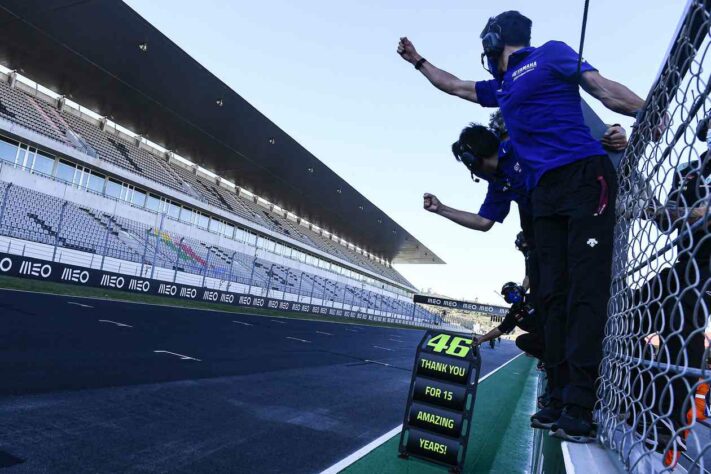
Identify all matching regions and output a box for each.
[0,0,443,264]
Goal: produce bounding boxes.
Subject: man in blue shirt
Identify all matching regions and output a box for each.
[398,10,647,441]
[423,121,532,239]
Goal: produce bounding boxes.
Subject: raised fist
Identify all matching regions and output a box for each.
[423,193,441,213]
[397,37,421,65]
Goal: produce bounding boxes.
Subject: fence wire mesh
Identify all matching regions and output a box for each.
[598,1,711,472]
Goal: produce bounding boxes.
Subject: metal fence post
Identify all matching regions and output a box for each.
[150,213,165,280]
[321,278,329,306]
[343,284,350,310]
[246,255,258,295]
[52,201,67,262]
[99,217,113,271]
[265,263,274,298]
[140,225,150,277]
[173,236,184,283]
[0,182,13,235]
[309,276,316,305]
[226,251,237,292]
[296,272,304,303]
[201,247,212,288]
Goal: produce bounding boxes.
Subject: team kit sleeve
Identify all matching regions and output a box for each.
[497,309,517,334]
[475,79,500,107]
[546,40,598,81]
[478,186,513,223]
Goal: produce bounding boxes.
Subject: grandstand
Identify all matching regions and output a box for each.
[0,3,444,326]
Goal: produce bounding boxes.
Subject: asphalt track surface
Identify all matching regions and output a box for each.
[0,289,521,473]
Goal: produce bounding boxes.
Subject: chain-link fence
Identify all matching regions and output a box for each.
[598,1,711,471]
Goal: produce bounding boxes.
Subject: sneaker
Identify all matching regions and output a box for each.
[550,405,596,443]
[531,401,563,430]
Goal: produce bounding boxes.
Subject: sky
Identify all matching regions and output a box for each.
[124,0,683,302]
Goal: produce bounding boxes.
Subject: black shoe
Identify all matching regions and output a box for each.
[531,401,562,430]
[549,405,596,443]
[537,393,550,409]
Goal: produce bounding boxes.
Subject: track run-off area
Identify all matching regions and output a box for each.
[0,288,523,473]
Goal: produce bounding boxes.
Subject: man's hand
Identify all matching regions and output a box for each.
[423,193,441,213]
[601,125,628,151]
[689,206,708,223]
[653,111,671,142]
[397,37,422,65]
[471,337,481,348]
[397,36,479,102]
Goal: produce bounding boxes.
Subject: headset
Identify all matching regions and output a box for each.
[451,140,496,184]
[451,134,527,197]
[480,17,505,76]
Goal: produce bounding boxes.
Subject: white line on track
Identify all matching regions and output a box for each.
[270,319,287,324]
[320,352,525,474]
[364,359,391,367]
[315,331,333,336]
[388,338,404,342]
[232,320,253,326]
[98,319,132,328]
[153,350,201,361]
[286,336,311,343]
[345,329,358,332]
[68,301,94,308]
[373,345,393,351]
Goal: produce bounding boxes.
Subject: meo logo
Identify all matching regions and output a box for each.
[20,261,52,278]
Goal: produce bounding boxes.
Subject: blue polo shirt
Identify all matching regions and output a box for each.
[475,41,607,186]
[478,140,530,223]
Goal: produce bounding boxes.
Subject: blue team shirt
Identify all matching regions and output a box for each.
[475,41,607,186]
[478,140,530,223]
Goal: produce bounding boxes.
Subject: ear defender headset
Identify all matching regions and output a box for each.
[451,125,504,183]
[451,141,484,183]
[480,17,504,75]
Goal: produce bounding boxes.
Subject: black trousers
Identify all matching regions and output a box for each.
[533,156,617,410]
[516,331,545,360]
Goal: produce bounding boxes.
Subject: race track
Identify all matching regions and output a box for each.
[0,289,520,473]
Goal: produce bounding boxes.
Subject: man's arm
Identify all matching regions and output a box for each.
[424,193,495,231]
[398,37,479,103]
[473,327,503,347]
[580,71,644,116]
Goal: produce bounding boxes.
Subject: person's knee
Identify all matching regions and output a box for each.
[516,332,544,359]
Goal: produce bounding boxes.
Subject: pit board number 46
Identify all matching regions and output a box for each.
[426,334,472,358]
